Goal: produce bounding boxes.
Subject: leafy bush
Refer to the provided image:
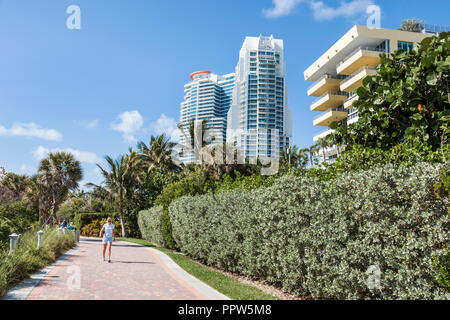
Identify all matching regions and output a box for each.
[214,172,276,194]
[81,219,124,238]
[137,207,165,247]
[154,168,215,249]
[433,165,450,288]
[0,201,38,250]
[331,32,450,152]
[0,228,76,297]
[169,163,449,299]
[73,212,116,231]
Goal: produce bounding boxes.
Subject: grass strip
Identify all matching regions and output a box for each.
[118,237,277,300]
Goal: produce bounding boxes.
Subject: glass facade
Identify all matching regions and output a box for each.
[179,73,235,163]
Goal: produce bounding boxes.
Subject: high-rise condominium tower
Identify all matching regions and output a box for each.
[227,35,292,161]
[179,71,235,163]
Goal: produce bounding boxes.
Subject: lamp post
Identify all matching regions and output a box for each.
[37,230,44,249]
[9,233,19,253]
[286,147,291,166]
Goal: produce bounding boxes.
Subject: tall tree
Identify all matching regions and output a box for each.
[38,152,83,222]
[178,119,210,161]
[316,138,330,163]
[306,145,319,168]
[25,175,53,225]
[95,152,139,237]
[137,134,179,173]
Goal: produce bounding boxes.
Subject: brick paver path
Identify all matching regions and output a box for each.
[26,239,209,300]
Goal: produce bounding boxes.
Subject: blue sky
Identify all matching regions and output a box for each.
[0,0,449,186]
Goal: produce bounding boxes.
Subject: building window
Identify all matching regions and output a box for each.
[398,41,414,52]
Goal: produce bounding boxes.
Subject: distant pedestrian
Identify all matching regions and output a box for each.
[99,217,115,263]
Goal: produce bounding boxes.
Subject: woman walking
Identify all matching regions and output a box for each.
[99,217,115,263]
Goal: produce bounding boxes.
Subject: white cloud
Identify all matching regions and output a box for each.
[19,164,36,175]
[86,120,99,129]
[33,146,102,164]
[111,110,144,143]
[263,0,305,18]
[0,123,62,141]
[150,114,180,142]
[310,0,373,21]
[262,0,375,21]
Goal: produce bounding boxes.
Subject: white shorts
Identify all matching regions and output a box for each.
[102,236,113,244]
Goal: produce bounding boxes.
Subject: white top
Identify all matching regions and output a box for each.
[103,224,115,238]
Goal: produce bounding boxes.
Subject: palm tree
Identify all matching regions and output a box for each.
[200,142,245,179]
[178,119,210,161]
[297,148,309,168]
[306,145,319,168]
[95,152,139,237]
[38,152,83,222]
[137,134,179,173]
[0,172,29,202]
[316,138,330,164]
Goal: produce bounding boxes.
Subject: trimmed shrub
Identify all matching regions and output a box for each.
[169,163,449,299]
[154,168,215,249]
[137,207,165,247]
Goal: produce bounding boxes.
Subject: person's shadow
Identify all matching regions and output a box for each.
[111,261,155,265]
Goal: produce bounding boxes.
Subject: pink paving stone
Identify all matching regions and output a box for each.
[27,239,207,300]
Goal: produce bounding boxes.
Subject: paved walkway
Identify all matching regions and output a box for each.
[3,238,229,300]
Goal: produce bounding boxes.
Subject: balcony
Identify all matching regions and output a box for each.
[310,91,348,112]
[313,128,335,142]
[313,110,348,127]
[307,75,346,97]
[340,67,377,92]
[344,94,359,109]
[336,46,386,75]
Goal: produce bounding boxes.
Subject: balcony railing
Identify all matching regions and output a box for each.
[346,92,358,101]
[315,128,335,137]
[315,91,349,100]
[423,24,450,34]
[336,46,388,68]
[339,66,378,87]
[313,108,348,121]
[307,74,349,91]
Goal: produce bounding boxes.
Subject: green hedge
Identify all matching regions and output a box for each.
[138,207,165,247]
[73,212,116,231]
[169,163,449,299]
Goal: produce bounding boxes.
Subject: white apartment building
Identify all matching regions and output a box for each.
[227,35,292,161]
[179,71,235,163]
[304,25,438,162]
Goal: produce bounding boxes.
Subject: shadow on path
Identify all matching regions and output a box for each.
[111,261,155,265]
